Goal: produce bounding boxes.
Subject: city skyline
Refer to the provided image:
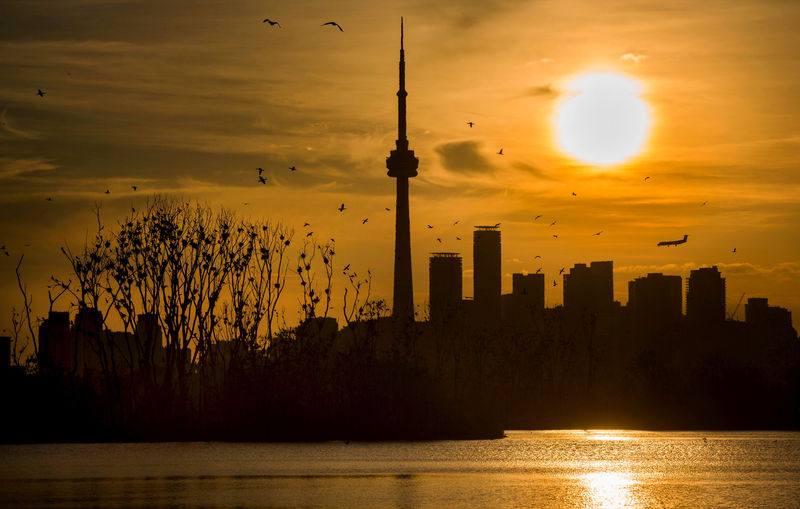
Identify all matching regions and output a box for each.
[1,0,799,331]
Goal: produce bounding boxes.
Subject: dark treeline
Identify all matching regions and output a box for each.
[2,198,798,443]
[1,198,500,442]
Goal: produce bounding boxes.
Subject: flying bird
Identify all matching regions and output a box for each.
[105,189,110,194]
[436,238,442,243]
[493,223,501,228]
[552,234,558,238]
[701,201,708,206]
[657,234,689,247]
[306,231,313,237]
[549,220,556,226]
[343,263,351,272]
[534,215,542,221]
[427,224,433,229]
[456,237,461,240]
[303,222,310,227]
[321,21,343,31]
[37,89,45,97]
[535,267,541,274]
[338,203,346,212]
[534,255,541,259]
[257,167,264,175]
[592,231,603,236]
[467,121,474,128]
[45,197,52,201]
[131,185,137,191]
[553,280,558,287]
[571,192,577,197]
[453,220,460,225]
[362,218,368,224]
[497,148,503,155]
[385,207,391,211]
[258,176,267,184]
[289,166,296,171]
[644,176,650,181]
[263,19,281,27]
[732,247,737,254]
[559,267,565,274]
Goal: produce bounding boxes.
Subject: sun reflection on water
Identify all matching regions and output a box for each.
[580,471,638,508]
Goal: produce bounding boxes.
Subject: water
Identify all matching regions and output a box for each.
[1,431,799,508]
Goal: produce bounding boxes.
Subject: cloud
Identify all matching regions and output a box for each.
[512,162,556,180]
[435,140,495,174]
[0,109,40,140]
[0,157,58,178]
[523,84,557,97]
[620,52,647,64]
[615,262,800,278]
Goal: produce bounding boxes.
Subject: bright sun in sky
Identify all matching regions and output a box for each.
[555,72,651,166]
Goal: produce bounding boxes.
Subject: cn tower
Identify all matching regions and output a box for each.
[385,18,418,323]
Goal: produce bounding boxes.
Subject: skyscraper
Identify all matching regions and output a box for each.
[429,253,462,324]
[512,273,545,312]
[473,226,501,324]
[563,261,613,315]
[686,266,726,324]
[385,18,418,323]
[628,273,682,337]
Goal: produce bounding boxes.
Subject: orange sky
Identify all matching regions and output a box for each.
[1,0,799,332]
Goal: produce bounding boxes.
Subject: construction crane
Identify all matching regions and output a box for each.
[728,292,746,321]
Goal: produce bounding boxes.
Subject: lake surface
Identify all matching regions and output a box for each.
[1,431,799,508]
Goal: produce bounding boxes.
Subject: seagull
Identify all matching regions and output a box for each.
[242,202,249,206]
[456,237,461,240]
[571,192,577,197]
[338,203,346,212]
[534,215,542,220]
[493,223,501,228]
[289,166,296,171]
[593,231,603,236]
[321,21,343,31]
[644,176,650,181]
[385,207,391,211]
[427,224,433,229]
[559,267,565,274]
[303,222,310,227]
[343,263,351,272]
[552,234,558,238]
[258,176,267,184]
[535,267,541,274]
[131,185,137,191]
[306,231,313,237]
[105,189,110,194]
[263,19,281,27]
[497,148,503,155]
[362,218,368,224]
[467,121,474,128]
[549,221,556,226]
[534,255,541,259]
[258,167,264,175]
[436,237,442,243]
[37,89,45,97]
[453,220,460,225]
[732,247,737,253]
[553,280,558,287]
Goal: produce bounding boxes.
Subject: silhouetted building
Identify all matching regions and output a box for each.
[502,273,545,325]
[746,298,793,332]
[0,336,9,371]
[429,253,462,325]
[628,273,682,339]
[38,311,73,373]
[385,19,419,323]
[473,226,501,325]
[686,266,725,325]
[563,261,613,315]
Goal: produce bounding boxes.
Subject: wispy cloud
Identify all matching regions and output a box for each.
[620,52,646,64]
[435,140,495,175]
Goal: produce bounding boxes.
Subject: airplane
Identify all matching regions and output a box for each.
[657,234,688,247]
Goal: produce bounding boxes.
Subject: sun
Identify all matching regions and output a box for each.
[555,72,651,166]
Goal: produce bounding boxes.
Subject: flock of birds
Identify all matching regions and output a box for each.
[22,16,736,274]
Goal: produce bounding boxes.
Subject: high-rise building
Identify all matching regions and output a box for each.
[686,266,725,324]
[563,261,613,315]
[512,272,545,312]
[429,253,462,324]
[38,311,73,373]
[473,226,501,324]
[385,18,418,323]
[745,297,793,331]
[628,273,682,337]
